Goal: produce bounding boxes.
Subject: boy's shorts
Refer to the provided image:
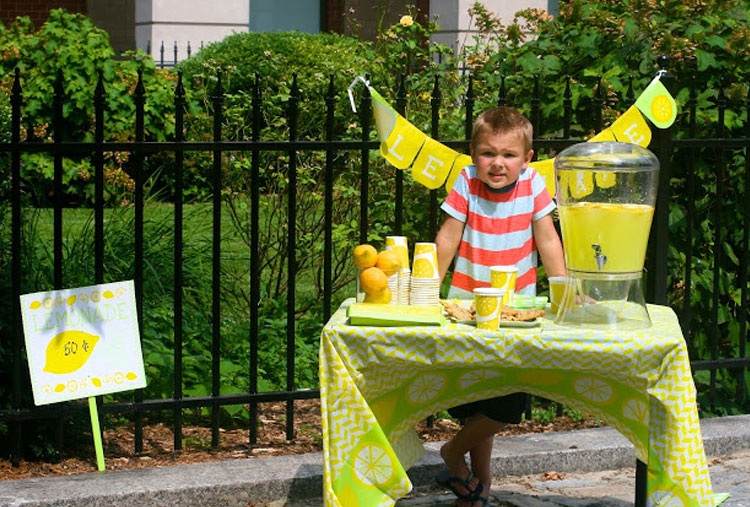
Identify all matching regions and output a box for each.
[447,393,526,424]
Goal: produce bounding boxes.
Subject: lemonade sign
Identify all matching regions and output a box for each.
[20,280,146,406]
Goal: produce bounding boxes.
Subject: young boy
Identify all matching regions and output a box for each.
[434,106,565,506]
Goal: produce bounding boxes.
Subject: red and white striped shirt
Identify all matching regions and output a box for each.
[441,164,555,298]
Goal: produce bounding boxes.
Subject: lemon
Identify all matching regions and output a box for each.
[375,250,401,275]
[353,244,378,269]
[43,330,100,374]
[30,300,41,310]
[360,267,388,294]
[91,377,102,387]
[103,290,114,299]
[66,295,76,306]
[364,286,392,304]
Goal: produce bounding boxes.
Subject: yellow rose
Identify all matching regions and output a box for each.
[400,15,413,27]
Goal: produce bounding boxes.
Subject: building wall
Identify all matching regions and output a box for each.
[87,0,135,55]
[430,0,549,57]
[0,0,86,28]
[135,0,249,65]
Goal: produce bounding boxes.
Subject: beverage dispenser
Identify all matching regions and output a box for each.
[554,142,659,330]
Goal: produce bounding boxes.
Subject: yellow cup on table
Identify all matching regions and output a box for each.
[473,287,505,331]
[548,276,567,314]
[385,236,410,272]
[412,242,438,279]
[490,265,517,306]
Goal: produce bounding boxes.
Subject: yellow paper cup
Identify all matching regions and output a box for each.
[412,242,438,279]
[385,236,410,272]
[473,287,504,331]
[548,276,567,314]
[490,265,517,305]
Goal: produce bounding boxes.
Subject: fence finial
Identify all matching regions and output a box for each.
[347,76,370,114]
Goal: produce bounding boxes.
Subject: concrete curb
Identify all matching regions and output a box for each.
[1,414,749,507]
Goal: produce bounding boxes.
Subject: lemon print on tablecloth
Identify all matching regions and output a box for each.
[459,369,502,389]
[622,398,648,424]
[407,373,446,405]
[572,376,614,404]
[412,257,435,278]
[43,330,99,374]
[648,488,688,507]
[353,441,397,488]
[651,95,673,124]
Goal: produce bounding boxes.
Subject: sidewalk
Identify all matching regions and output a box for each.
[2,414,749,506]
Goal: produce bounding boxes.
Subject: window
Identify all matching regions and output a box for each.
[249,0,321,33]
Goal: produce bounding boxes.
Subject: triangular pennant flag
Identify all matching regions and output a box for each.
[380,115,427,169]
[635,76,677,128]
[528,158,556,198]
[609,106,651,147]
[369,87,397,142]
[412,137,459,189]
[445,154,473,193]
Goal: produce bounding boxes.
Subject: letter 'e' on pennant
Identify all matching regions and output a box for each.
[609,106,651,147]
[412,138,459,189]
[380,115,427,169]
[635,78,677,129]
[445,154,472,193]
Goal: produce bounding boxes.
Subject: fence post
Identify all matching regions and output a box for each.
[133,69,146,452]
[286,73,300,440]
[10,68,23,464]
[358,76,371,244]
[211,70,224,447]
[249,73,261,445]
[173,71,186,451]
[648,56,674,305]
[324,74,335,323]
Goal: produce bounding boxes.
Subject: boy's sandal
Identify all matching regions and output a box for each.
[435,469,483,501]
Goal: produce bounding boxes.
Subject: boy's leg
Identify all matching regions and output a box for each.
[440,413,503,499]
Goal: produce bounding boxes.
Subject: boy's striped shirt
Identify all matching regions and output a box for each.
[441,164,555,298]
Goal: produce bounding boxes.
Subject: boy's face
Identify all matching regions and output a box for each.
[471,129,533,190]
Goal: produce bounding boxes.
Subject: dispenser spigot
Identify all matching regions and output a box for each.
[592,244,607,270]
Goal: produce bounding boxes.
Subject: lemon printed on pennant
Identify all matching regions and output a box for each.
[407,373,446,405]
[648,488,687,507]
[459,369,501,389]
[30,300,41,310]
[572,376,614,404]
[622,398,648,424]
[353,441,396,487]
[651,94,673,124]
[43,330,99,374]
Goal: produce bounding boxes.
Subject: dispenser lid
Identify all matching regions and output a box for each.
[555,142,659,173]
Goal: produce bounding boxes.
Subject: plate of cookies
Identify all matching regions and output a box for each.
[440,299,545,327]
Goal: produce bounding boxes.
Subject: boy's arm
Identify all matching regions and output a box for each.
[532,214,566,277]
[435,216,464,283]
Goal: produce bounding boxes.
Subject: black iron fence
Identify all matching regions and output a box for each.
[1,60,749,461]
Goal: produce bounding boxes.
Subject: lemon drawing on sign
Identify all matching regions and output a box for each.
[572,376,614,404]
[103,290,114,299]
[126,372,137,380]
[43,298,54,309]
[651,95,673,124]
[92,377,102,387]
[78,293,89,303]
[67,380,78,392]
[116,286,126,296]
[54,384,66,392]
[30,300,41,310]
[353,441,397,487]
[648,489,687,507]
[43,330,100,374]
[42,384,52,393]
[66,295,76,306]
[55,296,65,306]
[407,373,446,405]
[622,398,648,424]
[90,291,101,302]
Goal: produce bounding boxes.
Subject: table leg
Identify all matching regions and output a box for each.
[635,459,647,507]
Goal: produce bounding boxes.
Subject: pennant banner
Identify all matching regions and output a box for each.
[353,73,677,197]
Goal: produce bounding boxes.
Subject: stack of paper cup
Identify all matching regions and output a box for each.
[410,242,440,305]
[383,246,402,305]
[386,236,411,305]
[490,265,518,306]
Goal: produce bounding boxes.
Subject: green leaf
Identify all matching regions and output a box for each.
[695,50,718,71]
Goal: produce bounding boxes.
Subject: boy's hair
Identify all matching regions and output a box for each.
[471,106,533,153]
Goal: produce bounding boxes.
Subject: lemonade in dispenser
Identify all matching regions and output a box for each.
[554,142,659,330]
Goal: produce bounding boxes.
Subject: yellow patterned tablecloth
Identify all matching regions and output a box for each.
[319,299,714,507]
